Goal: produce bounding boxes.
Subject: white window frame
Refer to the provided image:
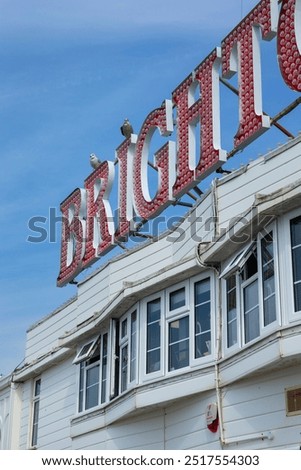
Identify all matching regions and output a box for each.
[223,272,240,352]
[166,312,190,374]
[281,208,301,322]
[222,223,279,355]
[30,378,41,448]
[165,281,190,375]
[73,337,99,364]
[241,248,260,344]
[76,332,108,414]
[141,274,214,382]
[166,281,189,318]
[118,307,138,394]
[191,273,214,366]
[141,292,164,382]
[259,227,279,331]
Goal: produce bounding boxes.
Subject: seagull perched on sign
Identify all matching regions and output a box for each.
[120,118,133,139]
[90,153,101,170]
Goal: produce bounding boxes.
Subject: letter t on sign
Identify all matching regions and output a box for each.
[221,0,278,150]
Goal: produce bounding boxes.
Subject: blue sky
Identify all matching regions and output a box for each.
[0,0,300,376]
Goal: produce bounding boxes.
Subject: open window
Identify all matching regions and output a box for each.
[75,334,108,413]
[222,229,278,351]
[73,337,99,365]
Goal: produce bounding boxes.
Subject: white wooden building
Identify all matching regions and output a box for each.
[3,134,301,449]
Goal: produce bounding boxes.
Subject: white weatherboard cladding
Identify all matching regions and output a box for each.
[0,385,10,450]
[217,139,301,228]
[72,411,165,450]
[172,192,213,262]
[221,366,301,450]
[19,359,75,450]
[164,392,219,450]
[72,391,218,450]
[19,381,31,449]
[25,298,77,363]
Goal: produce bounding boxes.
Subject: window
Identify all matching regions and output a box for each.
[194,278,211,357]
[226,274,237,348]
[261,232,276,325]
[119,310,138,392]
[73,338,99,364]
[77,334,108,412]
[31,378,41,447]
[242,247,260,343]
[290,216,301,312]
[143,276,212,379]
[75,275,214,412]
[169,287,186,311]
[146,298,161,374]
[223,229,277,350]
[168,316,189,371]
[101,334,108,404]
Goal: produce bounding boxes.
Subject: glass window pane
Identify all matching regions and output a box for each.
[168,317,189,371]
[78,363,84,412]
[146,298,161,374]
[101,334,108,404]
[244,280,259,343]
[195,303,210,334]
[292,246,301,282]
[194,279,211,359]
[244,306,260,342]
[226,275,237,348]
[169,317,189,343]
[147,322,160,350]
[261,232,276,326]
[227,302,237,323]
[121,345,128,392]
[34,379,41,397]
[85,364,99,409]
[291,217,301,312]
[264,294,276,326]
[147,298,161,323]
[146,349,160,374]
[195,331,211,358]
[130,311,137,383]
[85,384,99,409]
[227,318,237,348]
[169,339,189,371]
[121,318,127,338]
[261,234,274,264]
[242,250,258,280]
[291,216,301,247]
[244,279,259,311]
[31,401,40,447]
[86,364,99,387]
[294,282,301,313]
[169,287,185,310]
[87,343,100,365]
[195,278,210,305]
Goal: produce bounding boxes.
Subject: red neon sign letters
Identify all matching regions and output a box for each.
[57,0,301,287]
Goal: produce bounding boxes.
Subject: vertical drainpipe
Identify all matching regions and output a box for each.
[196,178,226,448]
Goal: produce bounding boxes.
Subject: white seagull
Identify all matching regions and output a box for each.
[90,153,101,170]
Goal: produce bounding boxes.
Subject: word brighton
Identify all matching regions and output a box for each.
[57,0,300,287]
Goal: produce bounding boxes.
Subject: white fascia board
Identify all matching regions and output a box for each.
[12,347,73,382]
[0,374,12,391]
